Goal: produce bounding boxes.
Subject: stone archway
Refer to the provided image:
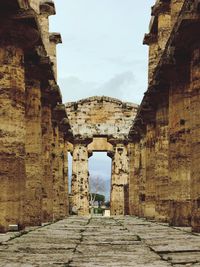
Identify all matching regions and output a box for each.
[66,96,138,215]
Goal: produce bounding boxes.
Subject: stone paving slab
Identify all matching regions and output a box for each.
[1,216,200,266]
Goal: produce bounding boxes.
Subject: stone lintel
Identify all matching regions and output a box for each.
[49,32,62,44]
[151,1,170,17]
[73,137,93,146]
[40,0,56,16]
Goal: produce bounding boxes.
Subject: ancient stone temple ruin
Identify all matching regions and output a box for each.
[0,0,72,232]
[129,0,200,232]
[66,97,138,215]
[1,0,200,235]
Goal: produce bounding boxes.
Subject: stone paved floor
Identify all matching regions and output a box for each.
[0,216,200,266]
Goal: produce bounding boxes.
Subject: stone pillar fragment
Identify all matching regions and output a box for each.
[0,45,26,232]
[168,63,191,226]
[191,46,200,232]
[41,100,54,223]
[56,131,69,219]
[71,142,90,216]
[128,141,141,216]
[52,123,61,221]
[110,143,129,215]
[144,123,156,219]
[155,93,170,222]
[24,79,42,226]
[138,137,146,217]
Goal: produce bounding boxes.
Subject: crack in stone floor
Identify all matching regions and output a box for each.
[0,216,200,266]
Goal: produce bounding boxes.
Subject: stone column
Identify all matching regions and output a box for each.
[52,122,61,221]
[24,79,43,226]
[168,61,191,226]
[0,45,26,232]
[41,96,54,223]
[144,123,156,219]
[155,92,170,222]
[128,140,141,216]
[190,46,200,232]
[57,131,69,219]
[110,142,129,216]
[138,137,147,217]
[63,140,70,216]
[71,141,90,216]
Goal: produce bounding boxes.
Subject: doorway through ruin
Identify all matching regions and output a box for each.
[88,152,112,212]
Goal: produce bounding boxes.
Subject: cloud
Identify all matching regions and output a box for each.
[59,71,139,103]
[104,57,143,68]
[59,76,98,102]
[96,71,135,99]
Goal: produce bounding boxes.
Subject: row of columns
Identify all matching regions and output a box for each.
[129,0,200,232]
[0,2,70,232]
[70,140,129,216]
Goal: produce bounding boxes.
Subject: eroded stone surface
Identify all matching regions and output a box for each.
[1,216,200,266]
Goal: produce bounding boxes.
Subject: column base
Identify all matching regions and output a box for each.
[191,201,200,232]
[155,200,170,223]
[169,200,191,227]
[144,202,156,219]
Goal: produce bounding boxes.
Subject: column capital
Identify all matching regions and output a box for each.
[108,138,129,147]
[143,33,158,46]
[151,1,170,17]
[40,0,56,16]
[49,32,62,44]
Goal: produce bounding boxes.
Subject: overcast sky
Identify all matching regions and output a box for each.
[50,1,155,198]
[50,0,154,104]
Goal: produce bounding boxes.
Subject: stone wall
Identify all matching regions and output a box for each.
[0,0,71,232]
[129,0,200,232]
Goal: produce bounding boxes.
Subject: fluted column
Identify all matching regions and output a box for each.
[52,122,60,221]
[110,141,129,216]
[128,140,141,216]
[24,79,43,226]
[168,61,191,226]
[0,20,39,232]
[71,141,90,216]
[41,96,54,223]
[144,123,156,219]
[191,46,200,232]
[155,92,170,222]
[0,45,26,232]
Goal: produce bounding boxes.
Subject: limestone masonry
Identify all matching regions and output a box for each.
[1,0,200,234]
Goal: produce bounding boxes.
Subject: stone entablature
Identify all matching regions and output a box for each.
[66,96,138,140]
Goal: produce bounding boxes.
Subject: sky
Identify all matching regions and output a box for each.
[50,0,155,104]
[50,1,155,199]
